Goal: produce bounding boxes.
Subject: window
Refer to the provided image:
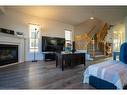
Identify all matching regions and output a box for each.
[65,30,72,47]
[113,23,125,52]
[29,24,40,52]
[113,31,125,51]
[65,30,72,41]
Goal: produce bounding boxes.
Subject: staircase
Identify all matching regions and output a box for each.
[75,25,97,50]
[95,23,112,57]
[91,23,113,57]
[75,22,112,58]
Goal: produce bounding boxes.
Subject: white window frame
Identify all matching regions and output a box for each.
[29,24,40,52]
[65,30,72,47]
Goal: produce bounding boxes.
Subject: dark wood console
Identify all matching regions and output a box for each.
[55,52,85,71]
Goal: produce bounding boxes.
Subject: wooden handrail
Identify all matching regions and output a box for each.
[74,25,97,51]
[97,23,108,42]
[87,26,96,38]
[86,25,97,46]
[96,23,113,56]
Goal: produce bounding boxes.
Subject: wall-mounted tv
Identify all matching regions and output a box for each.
[42,36,65,52]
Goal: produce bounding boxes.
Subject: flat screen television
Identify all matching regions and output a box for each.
[42,36,65,52]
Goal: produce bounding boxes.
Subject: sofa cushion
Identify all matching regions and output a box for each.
[119,42,127,64]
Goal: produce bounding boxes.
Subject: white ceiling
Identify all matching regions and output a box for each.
[4,6,127,25]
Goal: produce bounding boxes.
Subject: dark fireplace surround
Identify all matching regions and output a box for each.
[0,44,18,66]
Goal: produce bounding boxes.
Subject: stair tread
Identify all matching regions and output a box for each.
[94,55,105,57]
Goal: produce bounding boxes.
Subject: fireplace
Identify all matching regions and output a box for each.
[0,44,18,66]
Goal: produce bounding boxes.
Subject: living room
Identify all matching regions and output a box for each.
[0,6,127,89]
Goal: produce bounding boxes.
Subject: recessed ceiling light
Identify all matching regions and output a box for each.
[90,17,94,20]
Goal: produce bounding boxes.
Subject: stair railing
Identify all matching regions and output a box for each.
[86,26,97,57]
[74,25,97,53]
[96,23,111,56]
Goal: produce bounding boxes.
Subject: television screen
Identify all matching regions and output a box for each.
[42,36,65,52]
[50,39,57,45]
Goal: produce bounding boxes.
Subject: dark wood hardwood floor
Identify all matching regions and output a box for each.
[0,57,111,89]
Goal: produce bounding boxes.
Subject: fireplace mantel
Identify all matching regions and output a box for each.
[0,32,25,63]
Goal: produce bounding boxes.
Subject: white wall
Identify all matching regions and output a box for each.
[0,7,5,15]
[112,19,125,51]
[125,16,127,42]
[74,19,104,35]
[0,9,74,61]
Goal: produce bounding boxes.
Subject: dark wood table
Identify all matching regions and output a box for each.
[55,52,85,71]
